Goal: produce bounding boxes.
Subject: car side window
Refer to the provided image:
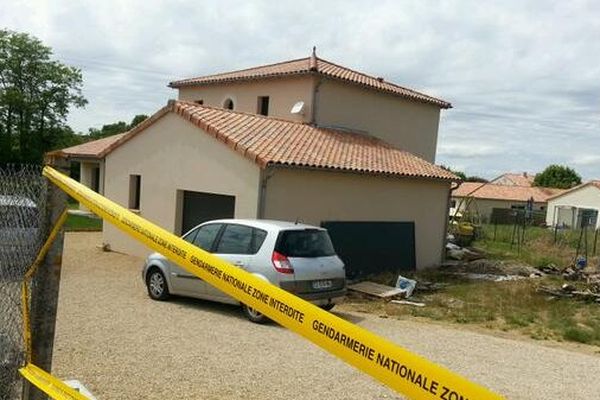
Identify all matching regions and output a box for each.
[182,227,199,244]
[215,224,254,254]
[250,228,267,254]
[192,224,222,252]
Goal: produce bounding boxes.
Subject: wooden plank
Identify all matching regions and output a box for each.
[348,281,405,298]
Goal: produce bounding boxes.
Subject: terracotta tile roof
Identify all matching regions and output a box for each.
[53,101,458,181]
[48,110,170,159]
[169,56,451,109]
[452,182,564,203]
[52,133,127,158]
[546,180,600,201]
[490,173,536,187]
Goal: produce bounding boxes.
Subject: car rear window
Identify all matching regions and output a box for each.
[275,229,335,257]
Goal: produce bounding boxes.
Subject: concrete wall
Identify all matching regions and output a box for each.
[452,197,546,222]
[315,79,442,162]
[546,185,600,229]
[263,168,451,269]
[177,76,315,123]
[103,112,261,257]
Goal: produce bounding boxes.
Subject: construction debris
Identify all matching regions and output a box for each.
[395,275,417,298]
[442,259,544,277]
[539,264,561,274]
[348,281,406,299]
[391,300,426,307]
[415,281,448,293]
[537,284,600,304]
[445,243,484,261]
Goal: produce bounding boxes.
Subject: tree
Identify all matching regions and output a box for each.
[533,165,582,189]
[87,114,149,139]
[0,30,86,164]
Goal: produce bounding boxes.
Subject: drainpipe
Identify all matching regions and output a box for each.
[310,76,322,125]
[258,166,275,219]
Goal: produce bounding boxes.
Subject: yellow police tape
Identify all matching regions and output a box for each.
[25,209,69,280]
[43,166,504,400]
[21,209,68,363]
[20,363,89,400]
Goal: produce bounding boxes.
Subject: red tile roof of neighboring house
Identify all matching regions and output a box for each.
[52,101,458,181]
[546,180,600,201]
[452,182,564,203]
[490,173,536,187]
[169,54,451,109]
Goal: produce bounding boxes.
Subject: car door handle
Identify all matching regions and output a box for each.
[233,261,245,267]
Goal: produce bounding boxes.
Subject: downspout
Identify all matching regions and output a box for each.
[310,76,322,125]
[257,166,275,219]
[309,45,321,125]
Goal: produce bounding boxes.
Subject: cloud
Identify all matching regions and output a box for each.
[1,0,599,179]
[571,154,600,167]
[437,143,503,158]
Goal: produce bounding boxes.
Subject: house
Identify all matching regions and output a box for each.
[451,181,563,222]
[489,172,536,187]
[545,181,600,229]
[52,51,457,274]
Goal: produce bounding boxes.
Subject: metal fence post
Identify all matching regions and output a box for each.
[23,158,69,400]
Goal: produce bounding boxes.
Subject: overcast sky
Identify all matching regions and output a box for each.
[2,0,599,179]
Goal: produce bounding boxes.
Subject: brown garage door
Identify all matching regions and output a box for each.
[181,190,235,234]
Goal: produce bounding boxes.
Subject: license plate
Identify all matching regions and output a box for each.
[312,280,333,290]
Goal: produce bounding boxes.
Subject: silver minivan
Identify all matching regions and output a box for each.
[142,219,347,322]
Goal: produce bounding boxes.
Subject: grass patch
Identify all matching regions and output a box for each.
[65,214,102,231]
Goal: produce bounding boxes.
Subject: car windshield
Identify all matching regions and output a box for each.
[275,229,336,257]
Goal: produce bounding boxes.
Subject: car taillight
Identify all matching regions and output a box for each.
[272,251,294,274]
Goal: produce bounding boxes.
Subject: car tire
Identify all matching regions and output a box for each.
[146,268,170,301]
[242,304,268,324]
[320,303,335,311]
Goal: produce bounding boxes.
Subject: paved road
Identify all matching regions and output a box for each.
[52,233,600,399]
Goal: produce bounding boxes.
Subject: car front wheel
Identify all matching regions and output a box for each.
[242,304,268,323]
[146,268,170,300]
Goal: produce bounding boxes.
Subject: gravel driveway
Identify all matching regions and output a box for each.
[52,232,600,399]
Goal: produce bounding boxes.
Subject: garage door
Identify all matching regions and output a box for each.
[321,221,415,279]
[181,190,235,234]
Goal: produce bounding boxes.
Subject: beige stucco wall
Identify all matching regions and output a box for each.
[452,197,546,222]
[546,186,600,229]
[177,76,315,123]
[263,168,450,269]
[103,112,262,257]
[315,79,442,162]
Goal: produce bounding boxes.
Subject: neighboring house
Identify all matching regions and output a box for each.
[489,172,536,187]
[51,52,457,273]
[545,181,600,229]
[452,182,563,222]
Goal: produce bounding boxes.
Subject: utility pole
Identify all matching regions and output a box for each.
[23,157,69,400]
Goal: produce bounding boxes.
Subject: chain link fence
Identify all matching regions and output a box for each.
[0,165,48,400]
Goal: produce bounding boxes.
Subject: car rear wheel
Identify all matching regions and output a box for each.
[146,269,169,300]
[320,303,335,311]
[242,304,268,323]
